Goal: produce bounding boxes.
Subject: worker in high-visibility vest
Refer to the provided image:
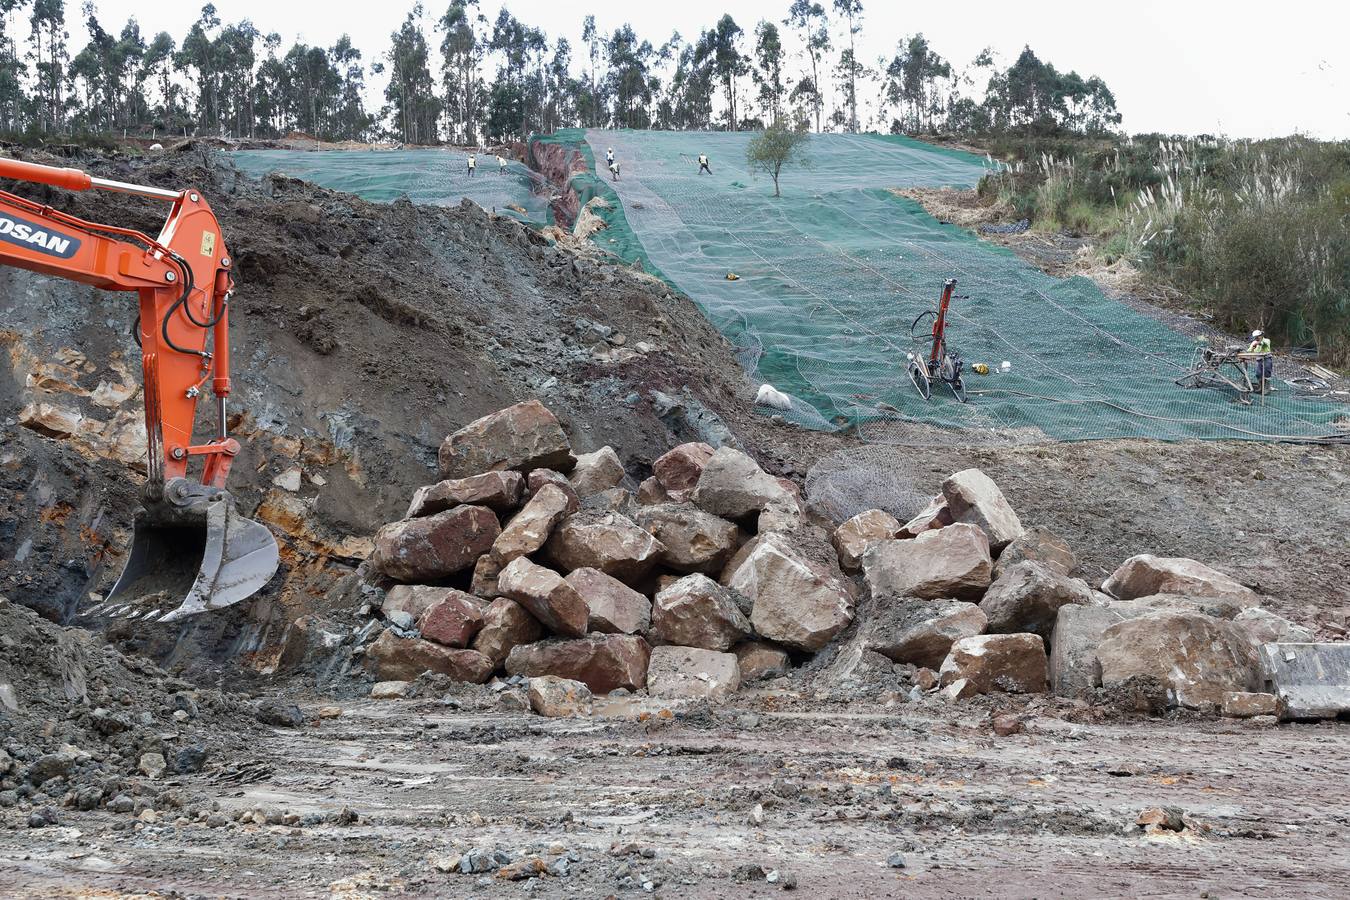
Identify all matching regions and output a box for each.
[697,153,712,175]
[466,153,476,177]
[1247,329,1273,387]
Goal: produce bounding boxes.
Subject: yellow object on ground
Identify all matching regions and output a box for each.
[972,363,990,375]
[725,273,740,281]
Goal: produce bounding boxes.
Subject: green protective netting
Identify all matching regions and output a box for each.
[230,149,551,223]
[581,129,1350,443]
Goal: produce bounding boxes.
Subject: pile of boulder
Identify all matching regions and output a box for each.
[359,399,854,707]
[837,469,1329,718]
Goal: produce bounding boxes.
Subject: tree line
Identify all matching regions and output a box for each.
[0,0,1122,145]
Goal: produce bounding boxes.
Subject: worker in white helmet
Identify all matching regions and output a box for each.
[606,147,615,165]
[1246,329,1273,389]
[697,152,712,175]
[466,153,476,177]
[497,154,508,175]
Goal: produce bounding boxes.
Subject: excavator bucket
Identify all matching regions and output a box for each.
[88,493,279,623]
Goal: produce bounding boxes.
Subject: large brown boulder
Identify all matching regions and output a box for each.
[438,400,574,479]
[941,469,1024,551]
[382,585,455,622]
[898,495,951,538]
[546,511,665,583]
[370,505,500,582]
[729,532,853,652]
[868,599,988,670]
[565,567,652,635]
[652,442,715,493]
[1048,605,1128,699]
[416,591,485,648]
[505,634,651,693]
[527,676,593,717]
[651,574,753,651]
[979,561,1094,640]
[1101,555,1259,607]
[993,527,1076,580]
[691,447,790,521]
[471,598,544,665]
[734,641,790,681]
[646,646,740,701]
[635,503,740,574]
[496,557,589,637]
[366,629,494,683]
[491,483,577,564]
[1096,612,1263,709]
[939,633,1048,695]
[861,523,992,601]
[832,509,902,572]
[569,446,626,498]
[406,471,524,519]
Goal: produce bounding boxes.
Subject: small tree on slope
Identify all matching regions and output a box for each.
[746,125,811,197]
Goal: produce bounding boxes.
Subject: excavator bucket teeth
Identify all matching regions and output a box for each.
[91,494,279,623]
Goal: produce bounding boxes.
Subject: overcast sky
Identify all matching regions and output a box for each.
[89,0,1347,139]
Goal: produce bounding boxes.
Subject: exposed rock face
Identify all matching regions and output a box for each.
[646,646,740,701]
[898,495,951,538]
[528,676,593,717]
[406,471,524,518]
[729,532,853,652]
[1233,607,1314,645]
[19,401,84,438]
[438,399,575,478]
[979,561,1094,639]
[691,447,789,521]
[1222,691,1279,718]
[1096,612,1263,709]
[651,574,753,652]
[370,505,500,582]
[652,442,715,493]
[546,511,665,583]
[496,557,589,637]
[1107,594,1251,620]
[416,591,485,649]
[832,509,901,572]
[471,598,544,665]
[505,634,652,693]
[1101,555,1259,607]
[941,469,1024,551]
[862,524,992,601]
[491,484,576,564]
[635,503,740,574]
[1048,605,1128,699]
[939,634,1048,695]
[382,585,455,622]
[993,527,1076,579]
[565,567,651,635]
[868,599,988,670]
[569,446,626,498]
[366,629,494,683]
[734,641,790,681]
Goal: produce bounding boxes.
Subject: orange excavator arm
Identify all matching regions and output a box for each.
[0,156,277,621]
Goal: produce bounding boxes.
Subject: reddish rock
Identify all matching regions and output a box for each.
[862,524,992,601]
[939,634,1048,695]
[491,484,576,564]
[636,476,668,505]
[729,532,853,652]
[652,442,715,493]
[646,646,740,701]
[546,511,665,583]
[416,591,485,648]
[382,585,454,622]
[471,598,544,665]
[1096,612,1262,709]
[692,447,790,521]
[505,634,652,693]
[565,567,651,635]
[635,503,740,574]
[527,676,593,717]
[734,641,790,681]
[469,555,502,599]
[652,574,752,652]
[1222,691,1280,718]
[898,495,951,538]
[941,469,1024,551]
[527,468,574,498]
[496,557,589,637]
[1101,555,1259,607]
[569,446,625,498]
[833,509,902,572]
[406,471,524,518]
[993,527,1076,579]
[366,629,494,683]
[438,400,574,479]
[718,535,760,586]
[370,505,500,582]
[914,667,939,691]
[979,561,1094,640]
[991,713,1024,736]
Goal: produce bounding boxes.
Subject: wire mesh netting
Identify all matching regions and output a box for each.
[580,129,1350,445]
[230,149,551,223]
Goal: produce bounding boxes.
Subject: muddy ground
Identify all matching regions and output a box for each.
[1,148,1348,897]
